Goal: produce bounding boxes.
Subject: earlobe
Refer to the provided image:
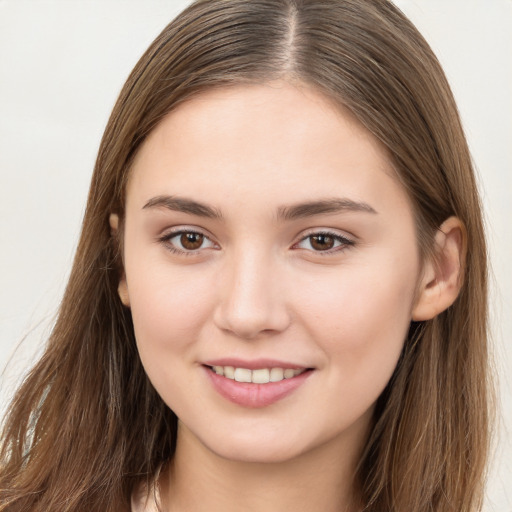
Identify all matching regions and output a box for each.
[412,216,465,321]
[109,213,119,233]
[109,213,131,307]
[117,279,131,307]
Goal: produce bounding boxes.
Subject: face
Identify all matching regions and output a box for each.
[119,81,424,464]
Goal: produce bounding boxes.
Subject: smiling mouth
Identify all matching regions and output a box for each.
[206,365,310,384]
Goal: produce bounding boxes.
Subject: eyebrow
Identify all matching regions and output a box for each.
[142,195,377,220]
[142,195,223,219]
[276,198,377,220]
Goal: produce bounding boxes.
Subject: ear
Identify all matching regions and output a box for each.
[109,213,130,307]
[412,216,465,321]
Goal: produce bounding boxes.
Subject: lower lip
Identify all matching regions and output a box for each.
[204,367,313,408]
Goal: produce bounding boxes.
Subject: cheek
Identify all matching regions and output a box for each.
[296,252,418,387]
[125,263,221,416]
[124,256,218,366]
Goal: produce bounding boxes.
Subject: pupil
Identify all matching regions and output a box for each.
[311,234,334,251]
[180,232,203,250]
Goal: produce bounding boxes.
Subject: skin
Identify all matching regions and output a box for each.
[114,81,463,512]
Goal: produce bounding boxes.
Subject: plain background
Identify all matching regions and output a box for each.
[0,1,510,509]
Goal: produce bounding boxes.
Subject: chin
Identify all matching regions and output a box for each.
[194,422,331,465]
[209,439,305,464]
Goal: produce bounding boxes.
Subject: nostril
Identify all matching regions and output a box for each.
[213,302,291,339]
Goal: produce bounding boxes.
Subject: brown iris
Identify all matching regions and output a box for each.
[180,232,204,250]
[310,234,335,251]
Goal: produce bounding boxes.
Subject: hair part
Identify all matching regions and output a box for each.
[1,1,491,511]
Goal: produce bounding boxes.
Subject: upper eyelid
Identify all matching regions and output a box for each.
[158,225,215,240]
[295,228,355,243]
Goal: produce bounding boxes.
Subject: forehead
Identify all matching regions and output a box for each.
[127,81,408,216]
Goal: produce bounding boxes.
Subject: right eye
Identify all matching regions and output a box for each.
[160,230,217,254]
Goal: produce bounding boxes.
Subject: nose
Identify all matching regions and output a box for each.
[213,251,291,340]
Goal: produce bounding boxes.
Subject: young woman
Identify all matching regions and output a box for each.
[0,1,491,511]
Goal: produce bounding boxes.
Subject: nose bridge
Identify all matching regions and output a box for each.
[214,245,289,339]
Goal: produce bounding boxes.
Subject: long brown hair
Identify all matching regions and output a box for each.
[0,1,490,510]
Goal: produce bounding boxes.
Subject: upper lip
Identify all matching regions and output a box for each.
[202,358,310,370]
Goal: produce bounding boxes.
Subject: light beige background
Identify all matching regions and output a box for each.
[1,1,510,509]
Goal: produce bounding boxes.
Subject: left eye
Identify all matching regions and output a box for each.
[295,232,353,252]
[164,231,216,252]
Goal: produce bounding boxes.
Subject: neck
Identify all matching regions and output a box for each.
[159,420,368,512]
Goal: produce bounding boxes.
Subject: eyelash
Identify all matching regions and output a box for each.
[293,231,355,254]
[158,229,355,256]
[158,229,217,256]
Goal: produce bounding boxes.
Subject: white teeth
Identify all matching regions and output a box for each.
[269,368,284,382]
[252,369,270,384]
[234,368,252,383]
[211,365,306,383]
